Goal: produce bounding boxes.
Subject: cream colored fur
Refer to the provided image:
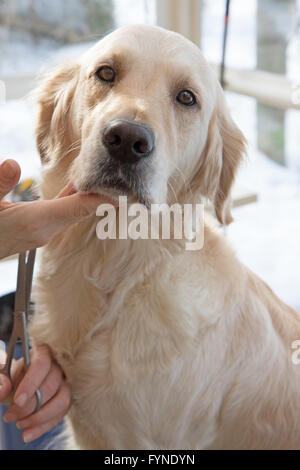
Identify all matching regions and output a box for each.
[30,25,300,450]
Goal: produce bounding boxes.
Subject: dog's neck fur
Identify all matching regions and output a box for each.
[33,212,240,365]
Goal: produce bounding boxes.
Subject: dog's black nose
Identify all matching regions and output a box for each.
[102,120,155,164]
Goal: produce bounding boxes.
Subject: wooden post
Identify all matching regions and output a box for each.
[156,0,202,46]
[257,0,295,166]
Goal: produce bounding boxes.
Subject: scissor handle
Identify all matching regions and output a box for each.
[0,250,42,412]
[0,311,30,380]
[0,250,35,381]
[0,313,42,412]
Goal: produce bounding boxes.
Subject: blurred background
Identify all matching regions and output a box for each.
[0,0,299,313]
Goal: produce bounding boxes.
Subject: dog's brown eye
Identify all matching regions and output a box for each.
[177,90,196,107]
[97,66,116,83]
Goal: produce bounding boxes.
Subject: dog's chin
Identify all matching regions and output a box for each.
[87,185,136,204]
[76,179,152,209]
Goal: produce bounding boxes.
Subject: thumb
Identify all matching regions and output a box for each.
[0,160,21,201]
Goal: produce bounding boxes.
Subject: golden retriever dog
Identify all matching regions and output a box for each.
[30,24,300,450]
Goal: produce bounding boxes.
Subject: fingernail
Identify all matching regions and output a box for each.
[23,432,33,444]
[3,413,17,423]
[14,393,27,407]
[2,160,17,179]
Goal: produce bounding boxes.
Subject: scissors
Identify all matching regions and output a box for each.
[0,250,42,413]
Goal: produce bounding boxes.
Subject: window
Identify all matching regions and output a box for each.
[201,0,300,310]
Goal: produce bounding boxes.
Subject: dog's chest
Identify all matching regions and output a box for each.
[31,240,230,449]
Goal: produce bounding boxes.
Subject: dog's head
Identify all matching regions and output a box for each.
[36,24,246,224]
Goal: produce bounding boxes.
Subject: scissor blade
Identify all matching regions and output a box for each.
[26,249,36,311]
[14,252,27,313]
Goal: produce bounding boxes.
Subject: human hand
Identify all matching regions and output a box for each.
[0,344,71,443]
[0,159,114,259]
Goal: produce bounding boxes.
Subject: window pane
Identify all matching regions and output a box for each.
[201,0,300,310]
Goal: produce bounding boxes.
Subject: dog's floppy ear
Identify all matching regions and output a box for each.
[190,86,246,225]
[35,61,80,163]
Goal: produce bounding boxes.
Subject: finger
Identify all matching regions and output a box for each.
[0,191,118,253]
[4,362,63,422]
[21,414,65,444]
[14,345,52,408]
[0,160,21,200]
[45,192,117,227]
[0,201,14,211]
[17,382,71,433]
[56,181,77,198]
